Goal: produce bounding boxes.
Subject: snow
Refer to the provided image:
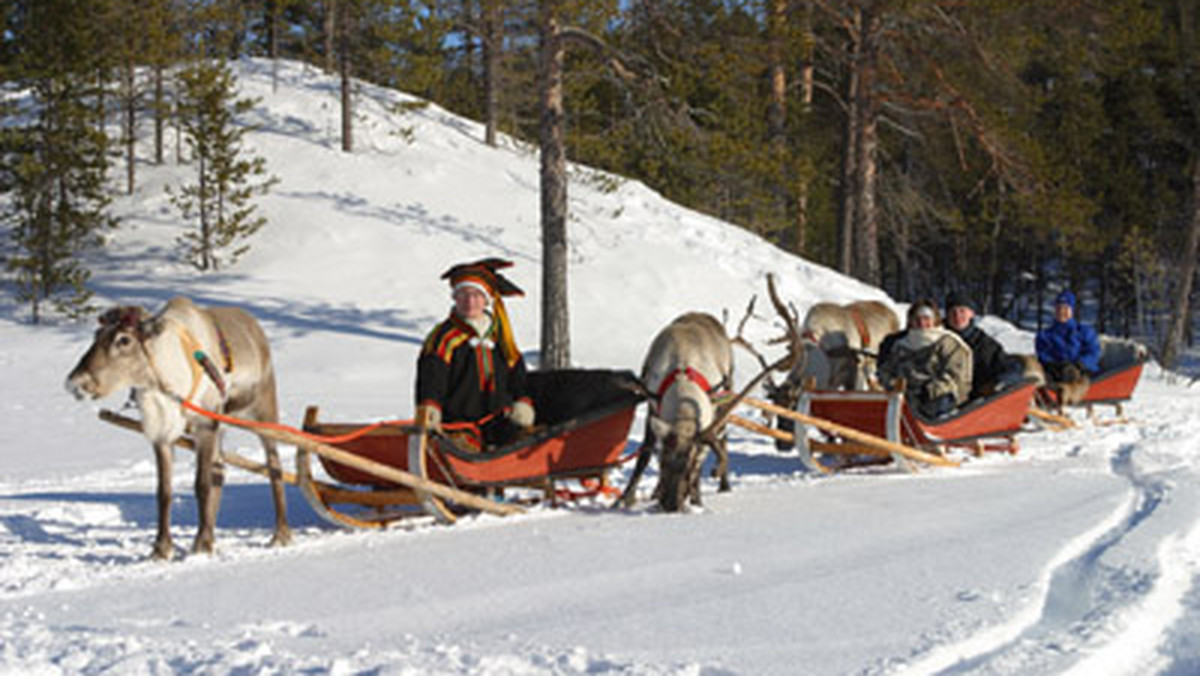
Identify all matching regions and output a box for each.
[2,58,1200,675]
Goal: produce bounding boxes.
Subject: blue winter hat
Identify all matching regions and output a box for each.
[1055,290,1076,310]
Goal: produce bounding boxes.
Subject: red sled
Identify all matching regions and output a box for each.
[1037,340,1147,423]
[793,379,1039,472]
[299,369,643,529]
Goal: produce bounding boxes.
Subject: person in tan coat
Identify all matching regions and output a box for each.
[878,299,974,419]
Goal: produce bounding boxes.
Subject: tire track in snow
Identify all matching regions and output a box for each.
[908,442,1171,675]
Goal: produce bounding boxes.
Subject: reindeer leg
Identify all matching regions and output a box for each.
[152,441,175,560]
[261,434,292,547]
[618,425,656,509]
[192,424,220,555]
[687,447,708,507]
[713,434,731,493]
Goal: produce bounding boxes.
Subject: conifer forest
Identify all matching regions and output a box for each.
[1,1,1198,366]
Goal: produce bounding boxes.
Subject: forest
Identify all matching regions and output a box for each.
[1,0,1197,367]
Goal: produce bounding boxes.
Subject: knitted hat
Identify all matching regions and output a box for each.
[441,258,524,366]
[944,290,978,314]
[1055,290,1076,310]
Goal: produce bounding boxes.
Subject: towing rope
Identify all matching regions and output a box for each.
[177,399,481,447]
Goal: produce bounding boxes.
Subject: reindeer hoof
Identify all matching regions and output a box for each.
[191,536,215,556]
[151,540,175,561]
[269,528,293,548]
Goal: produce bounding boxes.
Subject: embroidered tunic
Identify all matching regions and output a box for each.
[416,312,531,426]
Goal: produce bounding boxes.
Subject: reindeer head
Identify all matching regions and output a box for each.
[66,306,162,400]
[650,383,710,512]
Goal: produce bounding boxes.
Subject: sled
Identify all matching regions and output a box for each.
[297,369,643,529]
[742,380,1038,473]
[1036,341,1146,424]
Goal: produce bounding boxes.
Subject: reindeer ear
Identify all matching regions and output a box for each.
[137,309,165,338]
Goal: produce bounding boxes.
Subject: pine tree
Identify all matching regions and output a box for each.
[168,59,277,271]
[3,0,117,323]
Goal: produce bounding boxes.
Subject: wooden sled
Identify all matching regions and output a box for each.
[762,380,1038,473]
[1037,351,1146,425]
[298,369,643,529]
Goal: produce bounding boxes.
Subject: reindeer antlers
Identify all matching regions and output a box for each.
[766,273,803,351]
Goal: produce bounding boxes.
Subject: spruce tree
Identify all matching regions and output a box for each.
[3,0,116,323]
[168,59,276,271]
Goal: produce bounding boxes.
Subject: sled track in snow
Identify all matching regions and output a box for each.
[910,443,1169,675]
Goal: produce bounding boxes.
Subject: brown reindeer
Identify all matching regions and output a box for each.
[66,297,291,559]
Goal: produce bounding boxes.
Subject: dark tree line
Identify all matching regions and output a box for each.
[2,1,1197,369]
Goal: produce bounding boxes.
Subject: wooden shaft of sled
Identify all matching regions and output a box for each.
[728,414,794,442]
[740,396,960,468]
[1027,407,1076,429]
[215,418,523,517]
[99,409,309,486]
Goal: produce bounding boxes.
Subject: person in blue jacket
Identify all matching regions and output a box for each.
[1035,290,1101,386]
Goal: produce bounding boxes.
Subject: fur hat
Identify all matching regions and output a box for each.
[1055,290,1076,310]
[944,290,978,314]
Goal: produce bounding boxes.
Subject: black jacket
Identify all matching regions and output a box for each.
[953,322,1008,399]
[416,312,530,425]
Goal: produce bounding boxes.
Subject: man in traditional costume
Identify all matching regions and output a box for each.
[415,258,535,448]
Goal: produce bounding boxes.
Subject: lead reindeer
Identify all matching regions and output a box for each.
[66,297,291,559]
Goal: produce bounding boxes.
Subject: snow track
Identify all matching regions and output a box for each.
[903,389,1200,676]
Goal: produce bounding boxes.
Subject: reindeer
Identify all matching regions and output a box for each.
[756,274,899,450]
[620,312,787,512]
[66,297,291,560]
[618,313,733,512]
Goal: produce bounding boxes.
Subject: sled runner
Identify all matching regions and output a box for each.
[739,380,1038,473]
[297,369,643,528]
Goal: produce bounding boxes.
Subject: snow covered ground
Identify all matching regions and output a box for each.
[2,59,1199,675]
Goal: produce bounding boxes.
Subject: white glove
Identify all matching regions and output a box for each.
[508,399,535,429]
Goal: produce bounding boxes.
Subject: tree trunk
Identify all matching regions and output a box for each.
[483,0,500,147]
[796,3,814,256]
[123,61,136,194]
[324,0,337,74]
[339,1,352,153]
[836,19,859,277]
[766,0,790,246]
[538,0,570,369]
[851,5,880,287]
[268,0,279,92]
[1161,161,1200,368]
[154,65,164,165]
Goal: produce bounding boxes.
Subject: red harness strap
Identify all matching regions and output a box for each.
[656,367,714,400]
[849,306,871,348]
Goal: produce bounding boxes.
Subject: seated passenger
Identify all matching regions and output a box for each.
[1035,289,1100,403]
[1035,290,1100,380]
[944,291,1012,399]
[878,299,974,419]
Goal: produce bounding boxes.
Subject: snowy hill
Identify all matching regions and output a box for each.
[1,58,1199,674]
